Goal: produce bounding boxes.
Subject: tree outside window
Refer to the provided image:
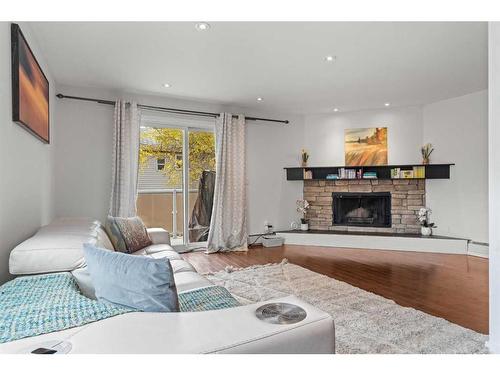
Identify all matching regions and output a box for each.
[139,127,216,189]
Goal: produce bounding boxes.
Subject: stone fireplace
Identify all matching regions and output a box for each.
[303,179,425,234]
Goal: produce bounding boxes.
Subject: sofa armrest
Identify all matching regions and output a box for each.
[147,228,171,245]
[0,296,335,354]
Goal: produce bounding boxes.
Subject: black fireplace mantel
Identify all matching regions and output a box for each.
[284,163,454,181]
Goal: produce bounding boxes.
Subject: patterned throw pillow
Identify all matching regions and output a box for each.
[105,216,152,253]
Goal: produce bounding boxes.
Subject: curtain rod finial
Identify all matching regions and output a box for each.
[56,93,64,98]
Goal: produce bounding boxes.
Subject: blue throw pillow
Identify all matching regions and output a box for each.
[82,243,179,312]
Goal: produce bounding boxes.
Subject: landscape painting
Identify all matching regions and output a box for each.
[11,23,50,143]
[344,127,387,166]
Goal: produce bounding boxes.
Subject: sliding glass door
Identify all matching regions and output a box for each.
[136,121,215,249]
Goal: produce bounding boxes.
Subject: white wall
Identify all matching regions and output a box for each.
[0,23,56,284]
[488,21,500,354]
[423,91,488,243]
[54,86,115,221]
[304,106,423,166]
[54,85,304,235]
[246,114,304,234]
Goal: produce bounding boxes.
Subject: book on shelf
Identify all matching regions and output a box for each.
[338,168,363,179]
[390,166,425,179]
[401,170,414,179]
[326,174,339,180]
[412,166,425,178]
[362,172,377,179]
[390,168,401,178]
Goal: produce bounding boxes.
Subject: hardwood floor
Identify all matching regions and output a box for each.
[182,245,489,334]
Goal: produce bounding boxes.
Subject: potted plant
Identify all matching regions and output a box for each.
[417,207,436,236]
[301,149,309,167]
[421,143,434,165]
[296,199,310,231]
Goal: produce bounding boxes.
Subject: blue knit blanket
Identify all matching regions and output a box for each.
[179,284,240,312]
[0,273,239,344]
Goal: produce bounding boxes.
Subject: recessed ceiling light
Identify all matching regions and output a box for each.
[163,83,171,88]
[195,22,210,31]
[333,108,339,112]
[325,55,335,62]
[384,102,391,107]
[257,97,263,101]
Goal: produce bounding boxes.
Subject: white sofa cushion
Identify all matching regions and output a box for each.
[9,218,111,275]
[95,227,114,250]
[131,244,180,258]
[139,244,178,255]
[37,217,100,234]
[174,271,213,293]
[146,228,171,245]
[169,259,196,273]
[10,234,91,275]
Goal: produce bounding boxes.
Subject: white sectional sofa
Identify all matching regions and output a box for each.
[1,218,335,354]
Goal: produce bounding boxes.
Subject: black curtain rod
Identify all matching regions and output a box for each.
[56,94,289,124]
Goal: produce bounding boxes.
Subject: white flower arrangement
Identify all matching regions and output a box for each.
[296,199,310,224]
[417,207,436,228]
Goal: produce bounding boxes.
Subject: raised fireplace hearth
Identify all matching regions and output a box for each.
[332,192,391,228]
[303,179,425,234]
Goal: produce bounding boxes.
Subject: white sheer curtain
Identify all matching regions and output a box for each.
[109,100,140,217]
[207,113,248,253]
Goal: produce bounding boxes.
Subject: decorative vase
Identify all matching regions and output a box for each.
[422,158,429,165]
[301,160,308,167]
[300,223,309,231]
[421,226,432,236]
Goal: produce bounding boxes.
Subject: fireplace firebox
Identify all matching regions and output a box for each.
[332,192,391,228]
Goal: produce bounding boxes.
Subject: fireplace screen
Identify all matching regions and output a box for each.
[332,192,391,228]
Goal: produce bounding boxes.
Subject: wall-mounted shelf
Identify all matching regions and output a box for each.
[284,164,454,181]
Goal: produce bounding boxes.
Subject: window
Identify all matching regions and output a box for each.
[156,158,165,171]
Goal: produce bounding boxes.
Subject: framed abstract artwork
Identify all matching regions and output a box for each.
[344,127,388,166]
[11,23,50,143]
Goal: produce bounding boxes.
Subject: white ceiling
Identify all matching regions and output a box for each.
[29,22,488,114]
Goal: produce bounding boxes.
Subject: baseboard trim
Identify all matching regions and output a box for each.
[467,242,489,258]
[276,231,469,255]
[486,339,499,353]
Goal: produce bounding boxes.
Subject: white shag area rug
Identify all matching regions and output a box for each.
[204,259,488,354]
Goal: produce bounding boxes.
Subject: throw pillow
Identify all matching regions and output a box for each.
[83,243,179,312]
[105,216,152,253]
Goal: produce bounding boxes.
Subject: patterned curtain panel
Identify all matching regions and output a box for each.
[109,100,140,217]
[207,113,248,253]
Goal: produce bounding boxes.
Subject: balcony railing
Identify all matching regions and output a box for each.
[137,189,198,240]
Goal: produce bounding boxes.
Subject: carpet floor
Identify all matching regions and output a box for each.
[205,259,488,354]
